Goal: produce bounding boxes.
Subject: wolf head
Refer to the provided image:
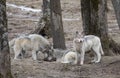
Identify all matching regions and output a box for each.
[43,47,56,62]
[73,31,85,43]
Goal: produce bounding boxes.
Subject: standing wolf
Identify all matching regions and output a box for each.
[11,34,56,61]
[73,31,104,65]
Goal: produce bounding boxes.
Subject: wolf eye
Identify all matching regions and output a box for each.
[79,40,82,43]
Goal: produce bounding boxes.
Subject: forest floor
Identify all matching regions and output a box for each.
[7,0,120,78]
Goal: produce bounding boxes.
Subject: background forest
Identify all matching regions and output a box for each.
[0,0,120,78]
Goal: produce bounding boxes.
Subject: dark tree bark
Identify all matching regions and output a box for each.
[81,0,91,35]
[111,0,120,29]
[90,0,110,55]
[32,0,51,37]
[50,0,66,49]
[0,0,13,78]
[81,0,120,55]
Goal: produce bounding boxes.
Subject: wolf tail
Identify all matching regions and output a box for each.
[9,38,16,48]
[100,47,104,55]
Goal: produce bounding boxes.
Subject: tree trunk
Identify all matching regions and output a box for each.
[50,0,66,49]
[0,0,13,78]
[91,0,110,55]
[81,0,117,55]
[32,0,51,37]
[111,0,120,29]
[81,0,91,35]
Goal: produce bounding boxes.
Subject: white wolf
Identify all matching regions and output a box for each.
[61,51,80,64]
[12,34,56,61]
[73,32,104,65]
[9,34,27,53]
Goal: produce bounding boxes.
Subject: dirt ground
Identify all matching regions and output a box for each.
[7,0,120,78]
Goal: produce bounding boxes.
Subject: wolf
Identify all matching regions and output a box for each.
[12,34,56,61]
[61,51,80,64]
[73,31,104,65]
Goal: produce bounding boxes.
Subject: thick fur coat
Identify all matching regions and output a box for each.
[61,51,80,64]
[10,34,55,61]
[73,33,104,65]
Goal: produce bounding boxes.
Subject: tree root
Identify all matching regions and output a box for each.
[109,39,120,55]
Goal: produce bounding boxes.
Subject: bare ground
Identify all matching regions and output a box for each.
[7,0,120,78]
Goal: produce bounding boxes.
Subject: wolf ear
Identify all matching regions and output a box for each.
[75,31,80,38]
[76,31,79,35]
[75,31,84,38]
[80,31,85,37]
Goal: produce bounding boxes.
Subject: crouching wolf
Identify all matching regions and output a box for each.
[61,51,80,65]
[11,34,56,61]
[73,32,104,65]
